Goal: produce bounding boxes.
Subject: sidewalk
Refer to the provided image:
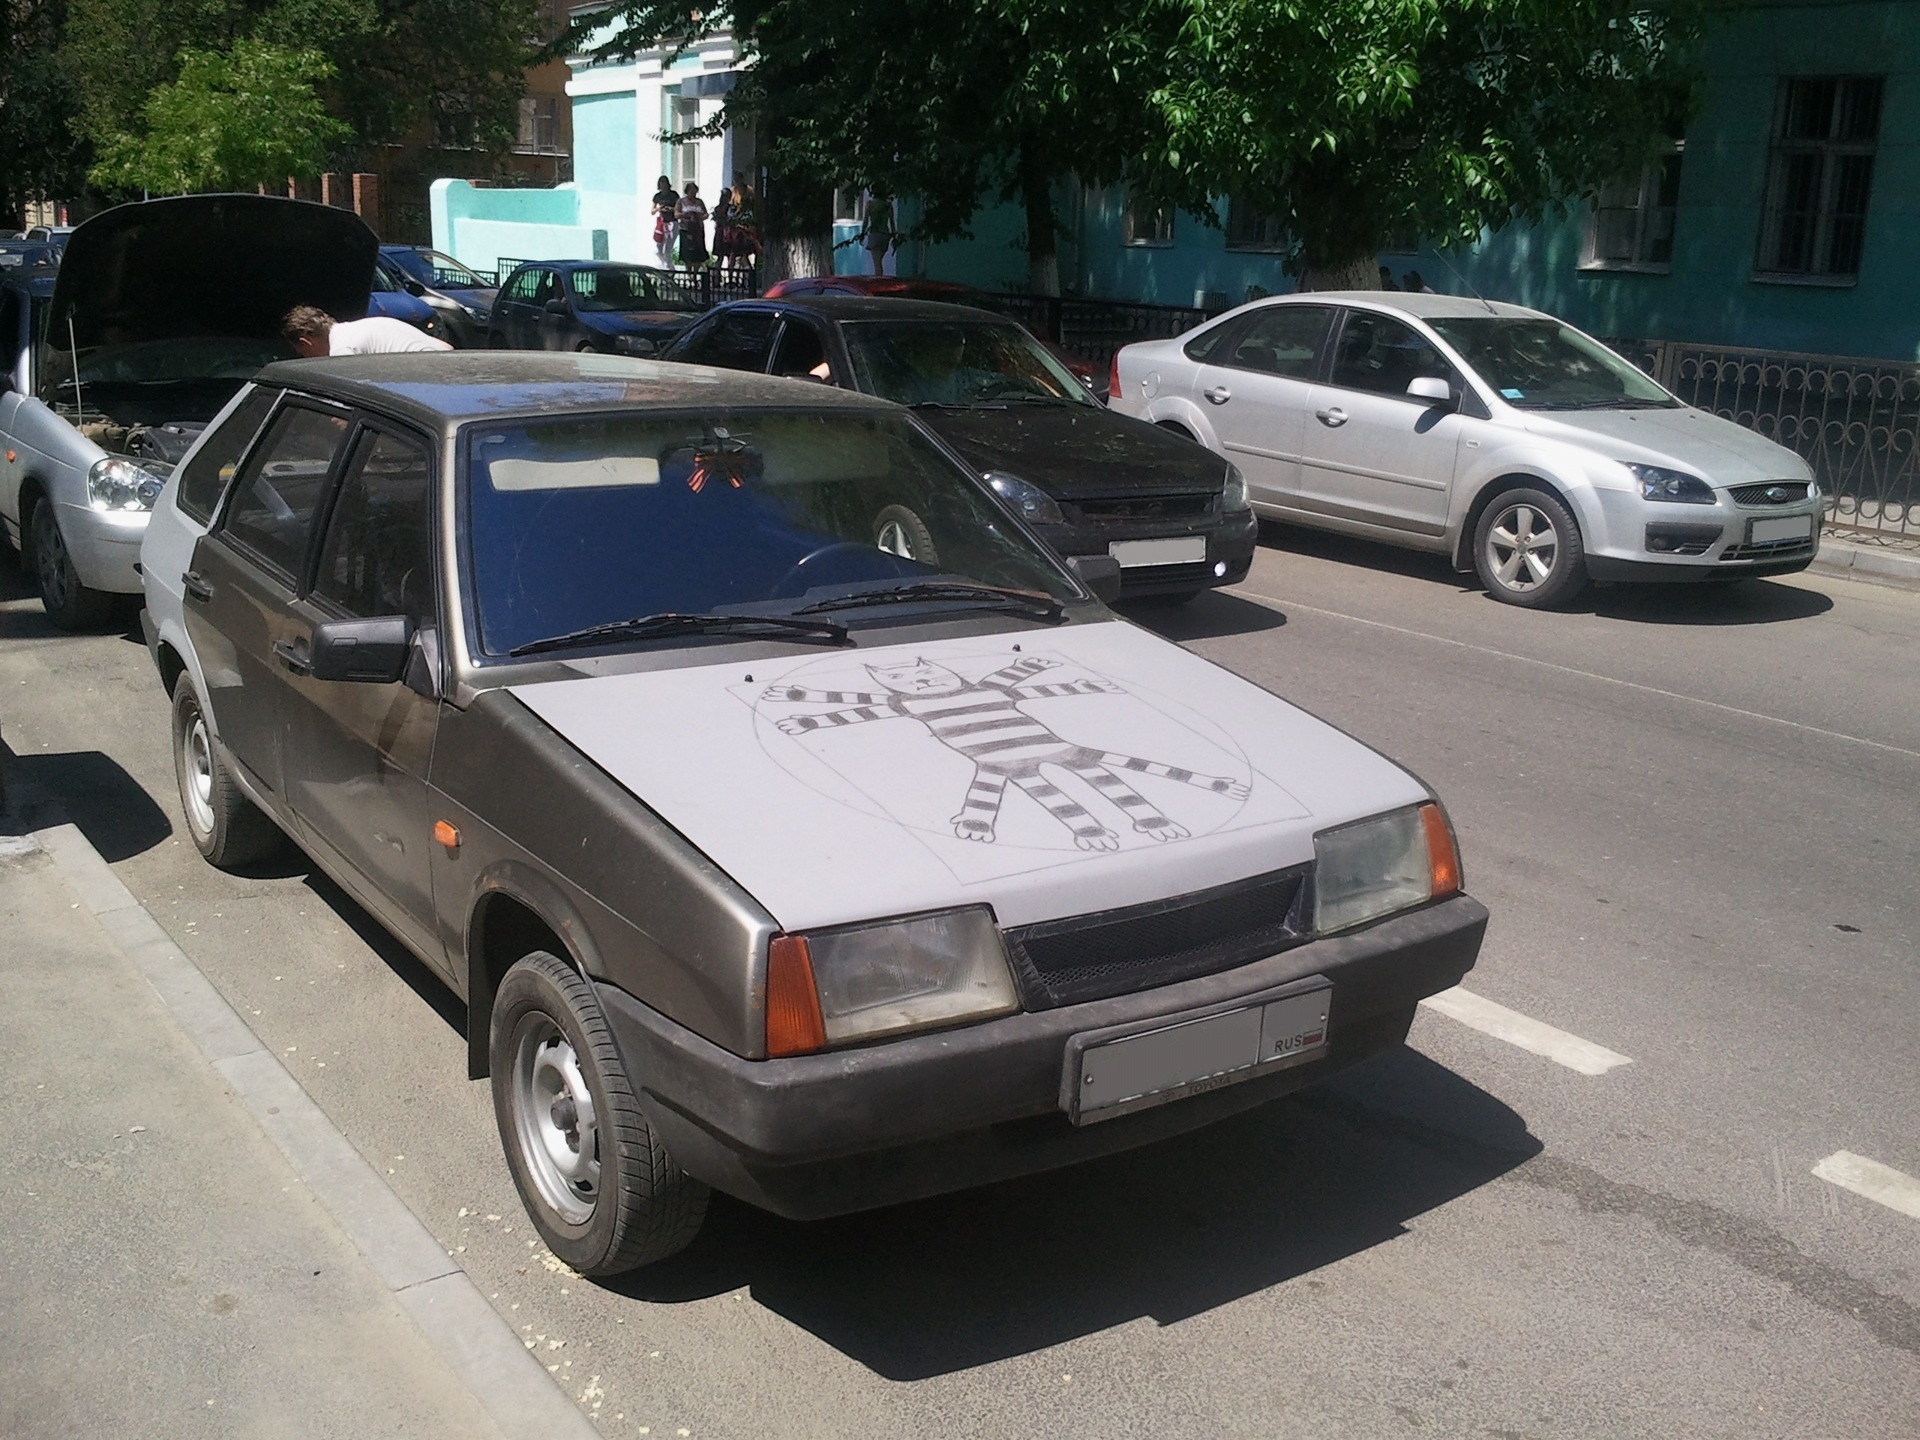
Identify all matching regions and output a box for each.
[0,790,596,1439]
[1811,526,1920,589]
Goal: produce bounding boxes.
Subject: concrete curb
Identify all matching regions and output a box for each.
[1810,533,1920,590]
[28,817,601,1440]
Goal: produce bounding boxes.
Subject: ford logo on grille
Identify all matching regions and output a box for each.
[1766,486,1790,502]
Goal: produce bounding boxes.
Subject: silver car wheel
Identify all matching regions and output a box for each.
[508,1017,600,1226]
[181,709,217,839]
[1485,501,1559,592]
[31,505,71,611]
[875,518,915,558]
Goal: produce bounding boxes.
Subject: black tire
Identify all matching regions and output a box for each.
[29,499,115,630]
[491,951,708,1276]
[873,503,938,565]
[171,672,284,868]
[1472,486,1589,609]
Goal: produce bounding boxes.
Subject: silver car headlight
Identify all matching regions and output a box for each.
[86,456,166,512]
[1222,462,1250,512]
[765,907,1019,1055]
[1625,463,1715,504]
[984,470,1066,525]
[1313,803,1462,935]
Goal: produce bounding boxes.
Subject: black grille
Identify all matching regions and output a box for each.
[1073,493,1214,523]
[1116,561,1214,591]
[1719,536,1816,562]
[1005,865,1310,1008]
[1728,482,1811,507]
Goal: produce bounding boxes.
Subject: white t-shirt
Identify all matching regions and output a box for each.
[327,316,452,355]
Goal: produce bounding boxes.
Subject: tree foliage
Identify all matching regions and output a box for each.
[0,0,91,225]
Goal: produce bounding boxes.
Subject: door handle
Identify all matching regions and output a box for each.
[1203,386,1232,405]
[1315,406,1348,427]
[181,570,214,602]
[271,639,312,676]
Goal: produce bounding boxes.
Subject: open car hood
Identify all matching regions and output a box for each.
[42,194,377,400]
[509,620,1428,931]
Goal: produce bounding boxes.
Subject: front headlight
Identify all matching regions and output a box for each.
[765,907,1020,1055]
[1626,463,1716,504]
[985,470,1066,525]
[86,456,166,512]
[1313,803,1461,935]
[1221,462,1250,513]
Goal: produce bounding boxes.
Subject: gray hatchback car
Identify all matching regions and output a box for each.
[142,352,1485,1275]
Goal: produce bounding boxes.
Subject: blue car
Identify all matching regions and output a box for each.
[379,245,498,348]
[488,260,702,356]
[365,260,443,340]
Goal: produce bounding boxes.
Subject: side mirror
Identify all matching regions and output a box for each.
[624,337,658,357]
[543,299,570,316]
[1066,553,1123,604]
[310,615,412,684]
[1407,375,1456,406]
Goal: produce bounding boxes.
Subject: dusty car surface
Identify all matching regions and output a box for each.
[141,352,1485,1275]
[0,194,376,627]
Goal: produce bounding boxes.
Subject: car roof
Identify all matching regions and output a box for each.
[252,351,903,429]
[510,259,669,274]
[732,295,1008,323]
[1257,290,1543,322]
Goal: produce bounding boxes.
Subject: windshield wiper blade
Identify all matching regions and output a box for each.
[794,582,1064,621]
[509,611,850,657]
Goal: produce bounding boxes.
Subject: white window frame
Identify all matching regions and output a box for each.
[1581,143,1684,274]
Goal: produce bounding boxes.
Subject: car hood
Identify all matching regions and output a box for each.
[44,194,376,398]
[1516,405,1811,486]
[508,619,1427,931]
[913,402,1228,499]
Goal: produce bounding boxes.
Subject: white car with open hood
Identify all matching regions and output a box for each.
[140,352,1487,1275]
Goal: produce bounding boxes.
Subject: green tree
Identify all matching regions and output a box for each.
[0,0,91,226]
[88,38,350,192]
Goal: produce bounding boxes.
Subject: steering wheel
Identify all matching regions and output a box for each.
[772,541,880,598]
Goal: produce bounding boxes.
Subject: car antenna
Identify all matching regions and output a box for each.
[1432,251,1498,315]
[65,313,86,428]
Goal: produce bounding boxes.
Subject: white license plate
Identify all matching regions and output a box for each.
[1750,514,1813,545]
[1069,986,1330,1124]
[1108,536,1207,568]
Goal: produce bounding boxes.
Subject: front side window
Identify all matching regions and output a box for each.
[1428,316,1675,410]
[1220,305,1332,380]
[1756,76,1882,280]
[463,410,1077,657]
[176,385,279,524]
[314,428,435,624]
[1329,311,1457,399]
[841,320,1092,407]
[506,268,543,302]
[220,405,350,583]
[674,310,778,371]
[1584,145,1684,271]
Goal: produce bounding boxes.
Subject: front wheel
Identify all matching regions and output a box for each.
[29,500,115,630]
[1473,487,1589,609]
[491,952,708,1276]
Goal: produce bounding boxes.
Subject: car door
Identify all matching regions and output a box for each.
[672,307,780,373]
[277,420,444,966]
[1298,309,1470,537]
[182,400,352,801]
[535,269,573,350]
[495,267,548,348]
[1191,304,1335,507]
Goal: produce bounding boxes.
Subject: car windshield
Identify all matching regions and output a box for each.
[569,266,686,312]
[841,320,1093,407]
[464,408,1078,657]
[0,243,57,269]
[1426,316,1676,410]
[71,337,286,385]
[389,248,486,289]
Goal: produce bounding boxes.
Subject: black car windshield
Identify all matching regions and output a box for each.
[1426,316,1676,410]
[568,266,688,312]
[841,320,1094,407]
[464,408,1078,657]
[390,248,487,289]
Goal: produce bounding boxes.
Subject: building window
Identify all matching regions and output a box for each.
[432,94,479,151]
[1756,76,1882,282]
[515,97,563,155]
[1122,189,1173,247]
[1583,145,1683,272]
[833,188,864,225]
[670,95,700,186]
[1225,195,1286,252]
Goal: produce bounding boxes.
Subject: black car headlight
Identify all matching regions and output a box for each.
[86,456,166,512]
[1626,464,1716,504]
[984,470,1066,525]
[1313,803,1462,935]
[765,907,1020,1055]
[614,334,657,357]
[1222,462,1250,512]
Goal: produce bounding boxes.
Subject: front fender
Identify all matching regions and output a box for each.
[1449,438,1612,568]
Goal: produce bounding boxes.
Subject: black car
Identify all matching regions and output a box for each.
[661,297,1259,602]
[490,260,702,357]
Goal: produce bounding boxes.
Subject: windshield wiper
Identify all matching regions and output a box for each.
[907,400,1006,411]
[508,611,850,657]
[795,582,1064,621]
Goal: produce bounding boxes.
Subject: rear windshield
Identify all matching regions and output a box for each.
[463,408,1074,657]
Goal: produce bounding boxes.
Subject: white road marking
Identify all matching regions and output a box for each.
[1419,986,1633,1075]
[1235,590,1920,762]
[1812,1151,1920,1221]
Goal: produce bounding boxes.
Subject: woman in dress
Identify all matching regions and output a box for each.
[675,182,710,268]
[650,175,677,267]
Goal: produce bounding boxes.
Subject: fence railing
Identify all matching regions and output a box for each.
[992,295,1216,369]
[489,259,761,308]
[1613,340,1920,539]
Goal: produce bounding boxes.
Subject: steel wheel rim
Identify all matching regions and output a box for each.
[33,511,69,610]
[509,1016,600,1226]
[181,708,217,837]
[875,519,915,559]
[1486,502,1559,592]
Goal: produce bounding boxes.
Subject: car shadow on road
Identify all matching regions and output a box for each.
[0,556,149,643]
[610,1046,1538,1380]
[0,744,174,861]
[1116,589,1289,641]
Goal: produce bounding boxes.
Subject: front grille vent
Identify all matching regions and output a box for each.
[1073,493,1214,523]
[1004,864,1310,1008]
[1728,482,1811,507]
[1719,537,1816,562]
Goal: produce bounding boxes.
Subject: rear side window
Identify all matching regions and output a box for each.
[675,310,778,371]
[1182,319,1240,363]
[1221,305,1332,379]
[219,405,350,584]
[176,386,279,524]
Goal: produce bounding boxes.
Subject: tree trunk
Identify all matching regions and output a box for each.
[1018,142,1060,298]
[759,174,835,286]
[1301,253,1379,291]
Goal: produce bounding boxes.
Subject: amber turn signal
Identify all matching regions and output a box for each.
[432,819,461,849]
[765,934,827,1057]
[1420,803,1461,898]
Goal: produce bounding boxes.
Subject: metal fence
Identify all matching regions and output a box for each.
[1615,340,1920,539]
[490,258,761,308]
[992,295,1215,371]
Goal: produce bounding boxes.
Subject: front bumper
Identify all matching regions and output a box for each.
[598,893,1485,1219]
[1038,507,1259,597]
[1585,488,1821,582]
[53,498,148,594]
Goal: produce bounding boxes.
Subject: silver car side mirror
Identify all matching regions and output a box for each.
[1407,376,1455,406]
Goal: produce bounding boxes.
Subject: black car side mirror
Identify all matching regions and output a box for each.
[1066,554,1123,604]
[404,279,427,296]
[310,615,412,684]
[544,299,569,316]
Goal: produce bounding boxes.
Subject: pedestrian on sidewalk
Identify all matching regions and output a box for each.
[1402,269,1436,294]
[675,182,710,269]
[651,175,677,268]
[281,307,451,357]
[861,193,894,277]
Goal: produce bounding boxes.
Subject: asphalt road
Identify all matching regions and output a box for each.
[1,525,1915,1439]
